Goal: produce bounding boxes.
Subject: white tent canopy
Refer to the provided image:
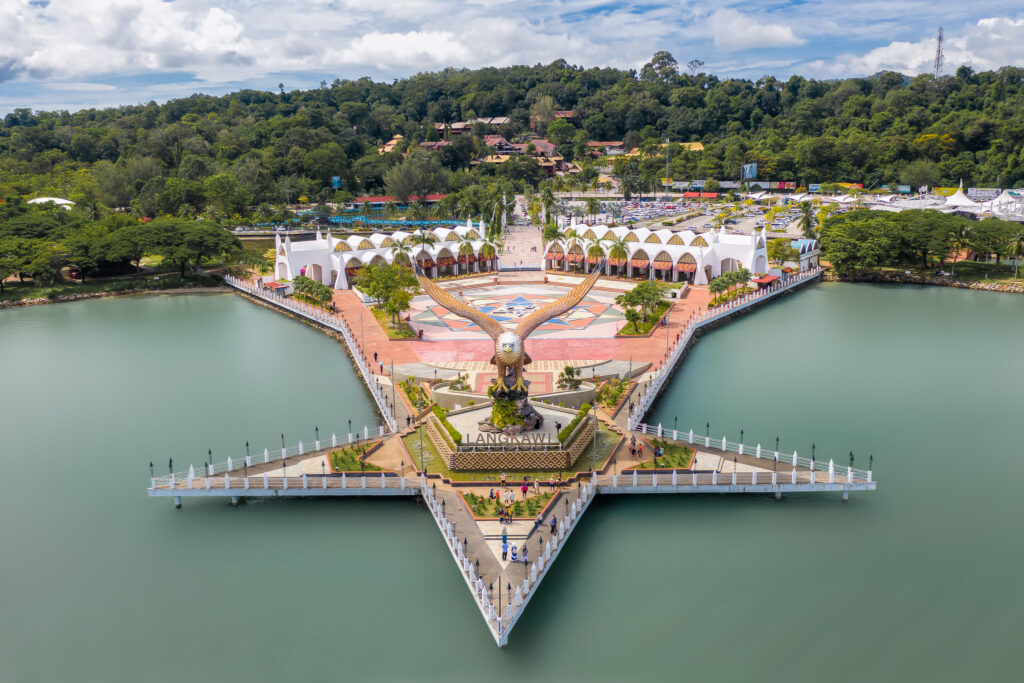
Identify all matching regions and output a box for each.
[944,181,977,208]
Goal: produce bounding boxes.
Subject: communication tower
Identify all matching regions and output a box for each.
[933,27,944,78]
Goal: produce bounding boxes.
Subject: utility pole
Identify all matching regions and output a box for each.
[933,27,944,78]
[664,137,670,201]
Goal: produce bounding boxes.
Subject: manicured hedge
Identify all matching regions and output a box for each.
[432,405,462,445]
[558,403,591,443]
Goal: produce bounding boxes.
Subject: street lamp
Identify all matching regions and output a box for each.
[315,425,319,442]
[705,421,710,437]
[775,436,779,452]
[168,457,173,475]
[740,429,744,445]
[149,461,153,478]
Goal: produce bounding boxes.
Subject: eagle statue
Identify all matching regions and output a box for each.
[415,262,606,397]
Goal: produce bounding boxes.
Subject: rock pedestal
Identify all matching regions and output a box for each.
[478,397,545,436]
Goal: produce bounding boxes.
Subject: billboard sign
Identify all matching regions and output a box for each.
[967,188,1000,200]
[748,181,770,190]
[808,183,821,192]
[719,181,740,189]
[741,163,757,180]
[331,176,341,189]
[691,179,706,189]
[897,185,911,194]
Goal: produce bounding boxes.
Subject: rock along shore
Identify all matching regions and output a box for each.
[0,285,229,309]
[822,269,1024,294]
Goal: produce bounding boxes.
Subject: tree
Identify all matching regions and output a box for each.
[900,160,938,189]
[640,51,679,83]
[584,236,606,272]
[390,238,413,267]
[607,236,630,277]
[556,365,582,390]
[798,201,817,239]
[768,238,798,265]
[623,306,642,333]
[1010,228,1024,280]
[949,223,972,276]
[354,262,418,309]
[708,278,726,303]
[584,197,601,222]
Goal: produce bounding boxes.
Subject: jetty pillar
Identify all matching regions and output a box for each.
[173,496,182,509]
[774,491,782,501]
[231,496,240,506]
[842,490,849,502]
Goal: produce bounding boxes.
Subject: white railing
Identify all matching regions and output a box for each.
[154,470,415,492]
[224,274,398,433]
[628,267,822,429]
[420,473,597,646]
[632,422,873,483]
[150,424,391,489]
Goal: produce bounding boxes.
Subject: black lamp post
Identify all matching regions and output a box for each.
[776,436,780,451]
[705,421,710,437]
[207,449,212,467]
[245,441,250,461]
[315,425,319,442]
[281,433,285,449]
[149,461,153,478]
[673,416,677,433]
[869,454,873,472]
[168,457,173,475]
[348,418,352,435]
[740,429,744,445]
[812,443,816,460]
[849,451,854,468]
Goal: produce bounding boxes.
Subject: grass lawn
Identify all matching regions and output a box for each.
[617,300,672,336]
[463,491,553,518]
[630,439,695,469]
[401,422,620,482]
[329,446,384,472]
[370,306,417,338]
[1,272,224,303]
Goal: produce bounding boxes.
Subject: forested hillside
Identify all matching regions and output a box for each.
[3,54,1024,221]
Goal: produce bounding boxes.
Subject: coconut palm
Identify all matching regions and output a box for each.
[478,239,497,271]
[390,238,413,267]
[456,234,475,274]
[539,183,556,223]
[1011,230,1024,280]
[584,237,606,274]
[607,236,630,277]
[949,223,972,276]
[798,201,816,238]
[584,197,601,222]
[542,222,561,244]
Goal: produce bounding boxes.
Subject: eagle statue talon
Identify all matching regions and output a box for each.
[512,377,527,392]
[494,376,508,392]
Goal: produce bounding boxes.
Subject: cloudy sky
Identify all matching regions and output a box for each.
[2,1,1024,113]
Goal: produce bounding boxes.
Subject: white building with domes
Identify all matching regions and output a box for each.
[544,221,769,285]
[274,219,497,289]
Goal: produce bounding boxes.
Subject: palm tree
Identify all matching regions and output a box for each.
[456,234,475,274]
[949,223,972,276]
[478,239,497,271]
[542,223,561,244]
[607,236,630,277]
[390,238,413,267]
[585,197,601,222]
[708,278,726,305]
[539,184,556,224]
[798,201,816,238]
[585,237,606,273]
[1011,230,1024,280]
[410,229,436,248]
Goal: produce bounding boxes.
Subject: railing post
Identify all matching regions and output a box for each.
[632,470,637,487]
[332,433,337,447]
[688,429,694,444]
[712,470,717,485]
[303,473,308,489]
[224,473,229,488]
[672,470,677,486]
[653,472,658,487]
[361,476,366,489]
[380,472,385,489]
[791,468,797,484]
[731,471,736,486]
[751,470,757,486]
[245,476,250,490]
[264,474,268,489]
[342,473,347,488]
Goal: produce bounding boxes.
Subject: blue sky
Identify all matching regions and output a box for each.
[2,1,1023,113]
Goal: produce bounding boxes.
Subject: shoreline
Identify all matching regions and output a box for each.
[823,269,1024,294]
[0,285,230,309]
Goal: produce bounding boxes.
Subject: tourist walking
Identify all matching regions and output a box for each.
[501,541,508,561]
[549,475,555,491]
[534,513,542,532]
[533,479,539,494]
[521,481,528,499]
[522,546,529,564]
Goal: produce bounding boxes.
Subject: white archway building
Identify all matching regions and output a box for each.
[274,219,497,289]
[544,222,769,285]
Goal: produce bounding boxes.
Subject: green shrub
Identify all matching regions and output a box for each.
[490,398,524,429]
[558,403,591,442]
[431,405,462,445]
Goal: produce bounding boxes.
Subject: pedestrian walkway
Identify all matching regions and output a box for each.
[499,223,543,270]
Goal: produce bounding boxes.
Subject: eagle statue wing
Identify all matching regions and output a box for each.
[514,259,606,339]
[415,273,507,340]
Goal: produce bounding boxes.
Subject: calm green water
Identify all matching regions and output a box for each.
[1,285,1021,682]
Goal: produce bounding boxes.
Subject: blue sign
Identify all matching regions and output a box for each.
[741,163,757,180]
[897,185,911,194]
[331,176,341,189]
[691,179,705,189]
[808,183,821,192]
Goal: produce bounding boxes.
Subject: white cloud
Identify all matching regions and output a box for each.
[807,16,1024,77]
[707,9,805,50]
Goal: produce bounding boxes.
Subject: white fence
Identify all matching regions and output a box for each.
[421,473,596,647]
[224,274,398,432]
[151,425,390,489]
[633,421,873,483]
[627,267,821,430]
